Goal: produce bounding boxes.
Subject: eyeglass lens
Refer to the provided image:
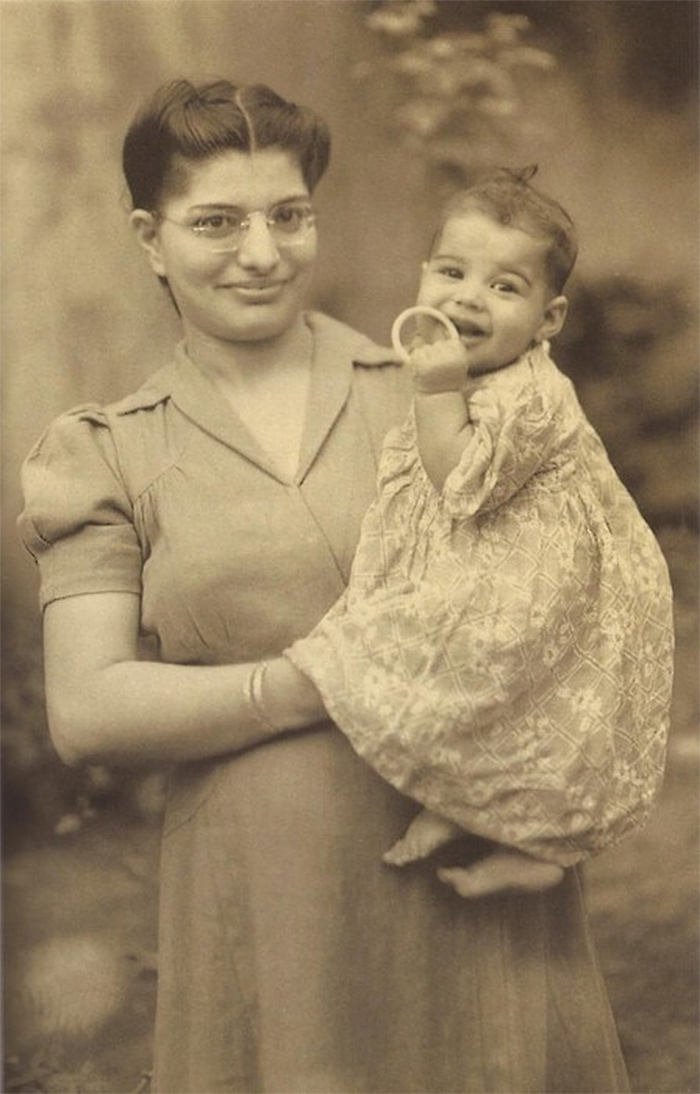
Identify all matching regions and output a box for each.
[198,204,314,250]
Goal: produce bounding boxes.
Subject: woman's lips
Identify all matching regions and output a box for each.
[221,279,289,301]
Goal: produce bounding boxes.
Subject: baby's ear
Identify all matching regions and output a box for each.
[537,295,568,342]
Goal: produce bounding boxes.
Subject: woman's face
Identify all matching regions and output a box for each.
[134,148,317,344]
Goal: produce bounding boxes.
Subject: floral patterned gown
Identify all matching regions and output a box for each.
[20,318,632,1093]
[288,343,674,866]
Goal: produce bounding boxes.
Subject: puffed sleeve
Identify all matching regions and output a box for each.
[18,406,143,609]
[442,351,578,518]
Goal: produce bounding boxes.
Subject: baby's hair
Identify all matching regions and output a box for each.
[122,78,331,211]
[431,166,578,293]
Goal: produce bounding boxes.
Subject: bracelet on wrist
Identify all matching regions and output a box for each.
[242,661,278,733]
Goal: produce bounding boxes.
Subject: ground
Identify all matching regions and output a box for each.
[2,739,698,1094]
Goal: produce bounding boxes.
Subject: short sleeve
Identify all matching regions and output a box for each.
[18,406,143,609]
[442,351,577,518]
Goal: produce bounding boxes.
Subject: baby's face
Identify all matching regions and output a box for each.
[417,211,566,375]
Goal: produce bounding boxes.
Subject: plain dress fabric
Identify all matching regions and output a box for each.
[19,312,630,1094]
[288,343,673,867]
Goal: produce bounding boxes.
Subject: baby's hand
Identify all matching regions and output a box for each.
[409,338,470,394]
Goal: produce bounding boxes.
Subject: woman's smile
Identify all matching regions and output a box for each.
[220,276,293,300]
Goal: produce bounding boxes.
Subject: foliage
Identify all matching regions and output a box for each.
[357,0,557,185]
[560,276,699,530]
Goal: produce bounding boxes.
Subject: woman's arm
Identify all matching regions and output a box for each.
[410,340,473,490]
[44,592,326,767]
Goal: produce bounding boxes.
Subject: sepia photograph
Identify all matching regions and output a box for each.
[1,2,698,1092]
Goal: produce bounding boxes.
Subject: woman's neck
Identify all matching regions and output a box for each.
[181,315,314,479]
[182,315,313,391]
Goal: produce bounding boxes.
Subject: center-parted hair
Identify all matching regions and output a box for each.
[122,78,331,211]
[432,166,578,293]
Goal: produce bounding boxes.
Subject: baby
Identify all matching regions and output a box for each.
[287,167,674,898]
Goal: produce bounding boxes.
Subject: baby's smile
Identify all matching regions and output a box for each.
[452,317,488,340]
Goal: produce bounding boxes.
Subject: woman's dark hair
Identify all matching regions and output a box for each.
[122,78,331,210]
[432,166,578,293]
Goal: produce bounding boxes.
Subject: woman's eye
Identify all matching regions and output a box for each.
[194,214,238,236]
[276,206,299,223]
[271,204,312,233]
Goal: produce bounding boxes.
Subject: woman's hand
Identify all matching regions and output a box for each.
[258,658,327,731]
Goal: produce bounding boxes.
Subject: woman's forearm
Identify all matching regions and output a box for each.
[47,654,326,767]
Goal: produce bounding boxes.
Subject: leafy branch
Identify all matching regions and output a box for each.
[357,1,557,183]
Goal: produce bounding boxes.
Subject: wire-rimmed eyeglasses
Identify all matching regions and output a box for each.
[153,200,316,253]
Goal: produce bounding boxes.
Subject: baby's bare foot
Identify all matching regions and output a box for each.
[383,809,465,866]
[437,849,564,898]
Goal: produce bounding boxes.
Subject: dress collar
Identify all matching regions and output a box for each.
[121,311,398,485]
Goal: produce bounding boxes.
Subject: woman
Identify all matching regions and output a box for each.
[19,78,630,1094]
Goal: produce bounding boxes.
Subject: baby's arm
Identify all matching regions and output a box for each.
[410,341,474,491]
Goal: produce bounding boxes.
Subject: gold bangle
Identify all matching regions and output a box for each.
[243,661,277,732]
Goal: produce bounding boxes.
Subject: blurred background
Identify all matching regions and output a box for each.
[1,2,698,1092]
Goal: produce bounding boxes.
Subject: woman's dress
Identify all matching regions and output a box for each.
[288,345,674,866]
[19,313,630,1094]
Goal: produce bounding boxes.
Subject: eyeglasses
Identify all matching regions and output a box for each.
[154,201,316,253]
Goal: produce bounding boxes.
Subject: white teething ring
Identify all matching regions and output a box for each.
[391,305,460,363]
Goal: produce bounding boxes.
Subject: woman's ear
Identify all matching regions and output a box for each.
[130,210,167,277]
[536,295,568,342]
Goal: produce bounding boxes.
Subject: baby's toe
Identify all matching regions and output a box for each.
[383,837,421,867]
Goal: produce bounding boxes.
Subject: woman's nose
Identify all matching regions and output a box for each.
[235,212,280,272]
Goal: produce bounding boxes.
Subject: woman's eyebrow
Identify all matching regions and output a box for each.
[187,202,242,211]
[186,194,310,212]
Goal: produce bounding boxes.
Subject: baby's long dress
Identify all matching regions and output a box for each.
[288,344,674,865]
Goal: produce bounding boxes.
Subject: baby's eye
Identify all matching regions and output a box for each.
[438,266,464,280]
[492,280,519,294]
